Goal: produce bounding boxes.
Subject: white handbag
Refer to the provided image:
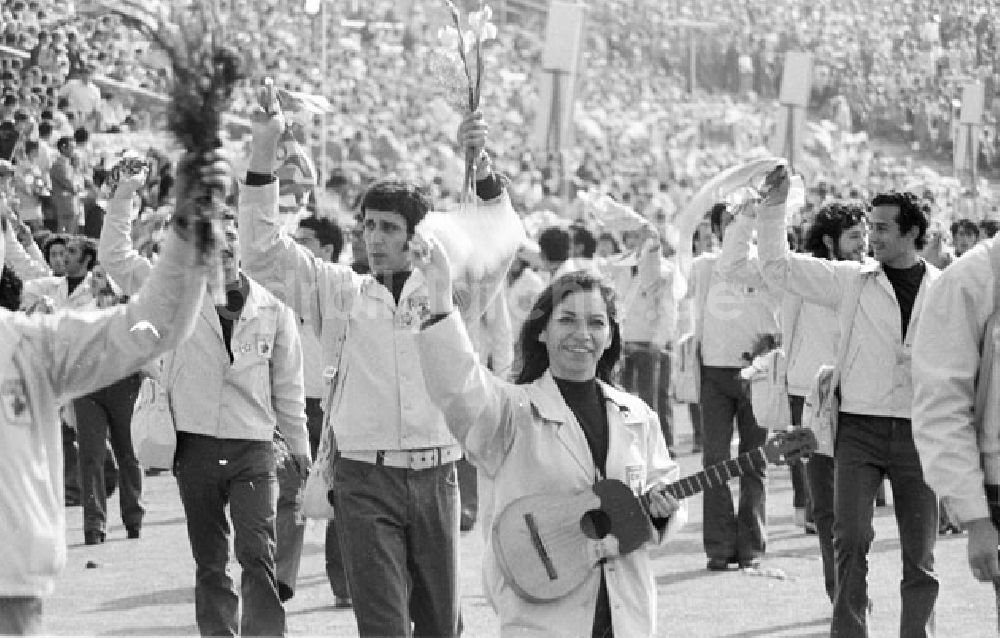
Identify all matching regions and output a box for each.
[131,375,176,470]
[301,318,348,520]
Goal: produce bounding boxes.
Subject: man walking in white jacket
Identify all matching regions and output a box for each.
[0,152,226,635]
[99,169,309,637]
[913,237,1000,586]
[755,177,940,638]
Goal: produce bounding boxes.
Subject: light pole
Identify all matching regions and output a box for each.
[304,0,328,213]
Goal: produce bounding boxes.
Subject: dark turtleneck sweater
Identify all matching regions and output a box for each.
[216,274,249,363]
[554,377,609,478]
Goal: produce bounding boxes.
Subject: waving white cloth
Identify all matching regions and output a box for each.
[672,157,786,300]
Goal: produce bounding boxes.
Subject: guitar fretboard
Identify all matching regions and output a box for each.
[658,447,769,501]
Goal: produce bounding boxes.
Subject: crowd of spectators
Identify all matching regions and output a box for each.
[4,0,1000,248]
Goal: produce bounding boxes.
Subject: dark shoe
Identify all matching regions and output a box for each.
[804,521,818,535]
[738,557,761,570]
[333,596,352,609]
[460,508,476,532]
[278,582,294,603]
[706,557,735,571]
[84,530,105,545]
[126,526,141,539]
[65,493,81,507]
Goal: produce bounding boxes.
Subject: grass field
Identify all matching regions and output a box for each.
[43,409,999,637]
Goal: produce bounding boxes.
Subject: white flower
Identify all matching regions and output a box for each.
[479,21,497,42]
[438,25,461,52]
[468,5,493,33]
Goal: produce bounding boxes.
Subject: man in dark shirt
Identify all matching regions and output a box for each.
[757,185,942,637]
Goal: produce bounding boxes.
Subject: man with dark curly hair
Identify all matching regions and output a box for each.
[753,182,941,638]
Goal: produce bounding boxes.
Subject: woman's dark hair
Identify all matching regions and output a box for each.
[516,271,622,385]
[804,201,868,259]
[870,191,930,249]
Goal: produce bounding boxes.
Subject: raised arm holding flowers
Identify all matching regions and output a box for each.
[431,0,498,204]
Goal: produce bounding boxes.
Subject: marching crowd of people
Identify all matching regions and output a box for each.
[2,2,1000,638]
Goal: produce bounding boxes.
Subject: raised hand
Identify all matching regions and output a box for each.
[249,79,286,174]
[457,110,492,180]
[411,233,454,315]
[761,164,791,208]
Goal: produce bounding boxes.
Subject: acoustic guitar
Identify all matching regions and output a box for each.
[492,429,816,602]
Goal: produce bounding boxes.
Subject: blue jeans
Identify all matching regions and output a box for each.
[791,394,836,603]
[832,413,938,638]
[174,433,284,637]
[700,365,767,562]
[74,373,143,534]
[656,347,674,448]
[332,457,461,638]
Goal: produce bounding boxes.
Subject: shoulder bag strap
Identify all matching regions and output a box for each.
[319,316,350,470]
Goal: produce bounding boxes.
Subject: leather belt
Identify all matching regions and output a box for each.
[340,445,463,470]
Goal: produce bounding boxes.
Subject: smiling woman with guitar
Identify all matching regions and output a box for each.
[411,227,685,638]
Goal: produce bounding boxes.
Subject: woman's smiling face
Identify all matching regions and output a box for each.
[539,288,612,382]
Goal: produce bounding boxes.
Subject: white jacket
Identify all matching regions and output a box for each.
[782,295,839,398]
[690,215,781,368]
[20,271,97,312]
[238,181,454,452]
[99,195,308,455]
[912,239,1000,524]
[2,223,51,282]
[0,231,204,596]
[757,206,939,418]
[418,312,686,638]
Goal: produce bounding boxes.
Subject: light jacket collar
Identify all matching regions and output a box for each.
[527,370,633,422]
[361,269,422,307]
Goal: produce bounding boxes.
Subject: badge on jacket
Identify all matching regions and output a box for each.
[256,334,272,358]
[626,464,645,492]
[1,378,30,424]
[397,296,431,330]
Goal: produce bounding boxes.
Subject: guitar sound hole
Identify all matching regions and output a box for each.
[581,509,612,539]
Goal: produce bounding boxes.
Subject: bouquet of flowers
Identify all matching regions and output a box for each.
[111,0,246,302]
[429,1,497,204]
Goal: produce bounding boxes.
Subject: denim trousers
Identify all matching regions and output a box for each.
[788,395,812,511]
[174,433,284,637]
[332,457,461,638]
[793,388,835,601]
[656,348,675,449]
[699,365,768,561]
[831,413,938,638]
[0,597,43,635]
[74,373,143,534]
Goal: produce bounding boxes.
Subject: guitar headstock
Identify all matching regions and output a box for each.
[762,429,817,465]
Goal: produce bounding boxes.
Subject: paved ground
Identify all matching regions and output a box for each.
[42,409,998,637]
